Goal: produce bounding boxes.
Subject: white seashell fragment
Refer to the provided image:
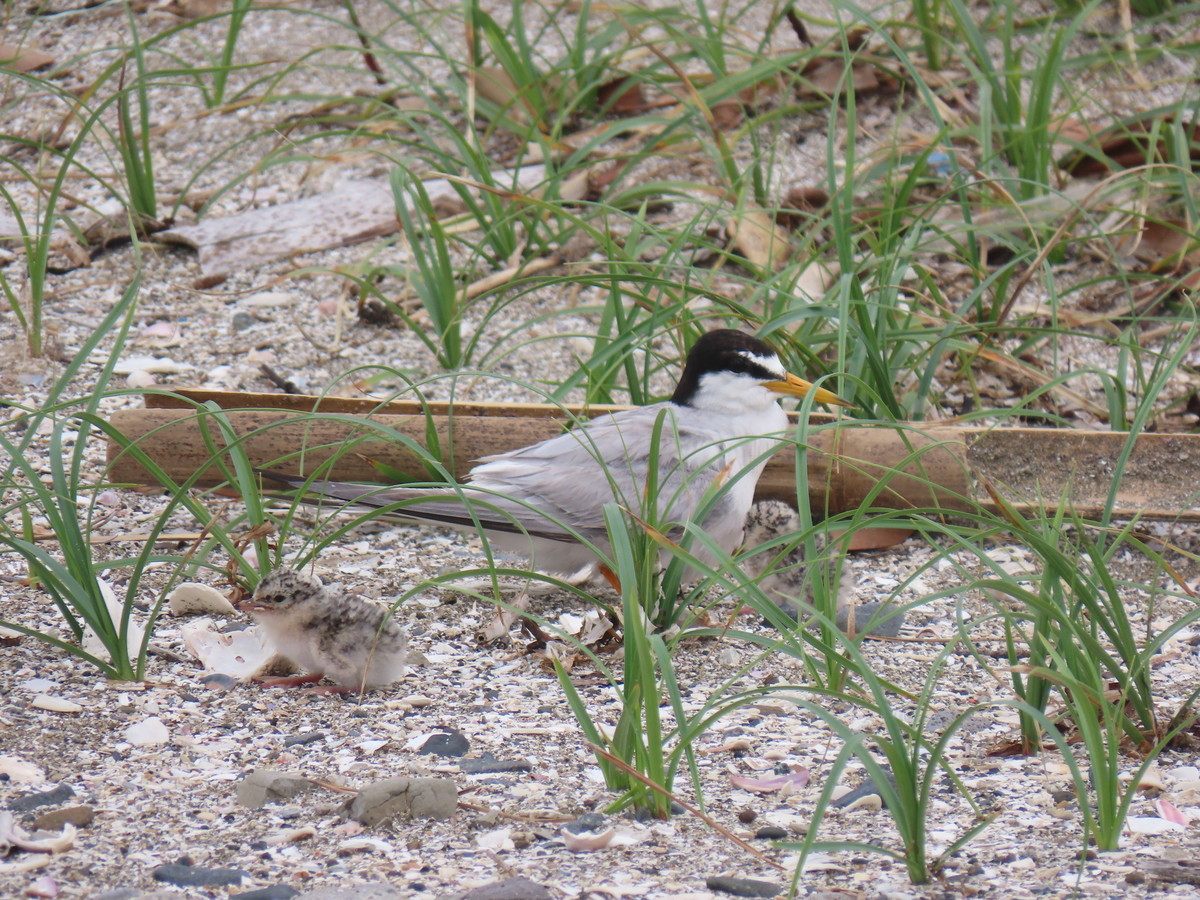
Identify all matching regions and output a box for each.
[180,618,284,681]
[1126,816,1185,835]
[168,583,236,617]
[113,356,189,375]
[31,695,82,714]
[125,716,169,746]
[0,755,46,784]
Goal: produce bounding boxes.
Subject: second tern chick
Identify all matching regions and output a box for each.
[741,500,904,637]
[236,568,408,692]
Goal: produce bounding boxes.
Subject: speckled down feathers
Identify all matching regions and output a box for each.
[246,568,408,690]
[741,500,855,611]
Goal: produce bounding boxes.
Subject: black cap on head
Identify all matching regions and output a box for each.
[670,329,783,406]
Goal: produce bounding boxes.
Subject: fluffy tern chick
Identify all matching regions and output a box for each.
[260,329,850,579]
[742,500,904,637]
[237,568,408,692]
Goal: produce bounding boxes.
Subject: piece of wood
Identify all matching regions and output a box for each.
[105,390,1200,521]
[154,166,546,277]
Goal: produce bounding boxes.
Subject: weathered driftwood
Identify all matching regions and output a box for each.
[104,389,1200,521]
[154,166,546,277]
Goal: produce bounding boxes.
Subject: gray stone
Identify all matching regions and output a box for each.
[458,754,530,774]
[345,777,457,826]
[93,890,143,900]
[296,884,407,900]
[454,876,554,900]
[9,783,74,812]
[420,729,469,758]
[236,769,316,809]
[833,768,898,810]
[562,812,607,834]
[753,825,788,840]
[705,876,782,897]
[152,864,250,887]
[283,731,326,748]
[232,886,300,900]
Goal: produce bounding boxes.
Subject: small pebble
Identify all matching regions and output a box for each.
[705,875,783,898]
[152,864,250,887]
[420,730,469,758]
[283,731,326,748]
[230,312,261,333]
[754,825,788,840]
[198,673,239,691]
[562,812,607,834]
[458,754,531,774]
[32,805,95,830]
[9,783,74,812]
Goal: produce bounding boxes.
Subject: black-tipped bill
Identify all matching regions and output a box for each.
[762,372,852,408]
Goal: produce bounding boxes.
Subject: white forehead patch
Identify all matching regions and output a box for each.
[739,349,786,380]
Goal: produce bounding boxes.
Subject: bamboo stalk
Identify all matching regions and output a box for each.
[104,389,1200,521]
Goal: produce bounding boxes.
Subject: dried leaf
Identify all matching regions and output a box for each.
[1059,116,1200,177]
[474,67,536,127]
[0,44,54,73]
[711,99,743,132]
[799,58,881,97]
[727,203,790,270]
[597,76,645,115]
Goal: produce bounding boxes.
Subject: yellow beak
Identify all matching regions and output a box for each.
[763,372,853,408]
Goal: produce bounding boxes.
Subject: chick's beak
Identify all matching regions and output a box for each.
[236,597,267,614]
[763,372,853,408]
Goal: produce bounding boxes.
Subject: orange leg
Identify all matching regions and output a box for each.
[597,562,623,593]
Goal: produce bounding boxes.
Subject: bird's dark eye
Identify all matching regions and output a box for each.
[725,355,750,373]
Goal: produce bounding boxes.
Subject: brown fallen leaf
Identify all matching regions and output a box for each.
[727,202,790,270]
[1058,115,1200,177]
[596,76,645,115]
[0,44,54,74]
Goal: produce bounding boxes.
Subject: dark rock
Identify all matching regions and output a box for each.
[296,884,407,899]
[32,805,94,830]
[230,312,260,333]
[705,876,782,897]
[283,732,326,748]
[833,768,897,810]
[455,876,554,900]
[199,673,239,691]
[753,825,788,840]
[233,886,301,900]
[562,812,607,834]
[237,769,316,809]
[420,730,470,758]
[344,777,457,826]
[9,783,74,812]
[152,864,250,887]
[458,754,531,774]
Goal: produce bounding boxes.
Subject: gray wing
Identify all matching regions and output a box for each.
[467,403,743,535]
[258,403,752,544]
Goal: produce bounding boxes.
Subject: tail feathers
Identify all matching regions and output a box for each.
[255,468,582,544]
